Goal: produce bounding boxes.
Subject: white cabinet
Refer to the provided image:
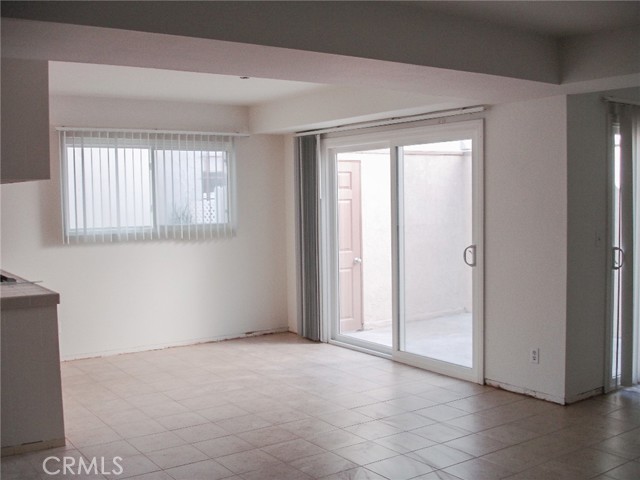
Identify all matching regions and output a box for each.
[1,273,65,456]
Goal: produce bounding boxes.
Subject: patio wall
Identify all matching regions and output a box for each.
[351,149,472,328]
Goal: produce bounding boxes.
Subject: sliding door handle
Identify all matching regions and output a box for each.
[463,245,476,267]
[612,247,625,270]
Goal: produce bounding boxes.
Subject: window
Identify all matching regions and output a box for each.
[59,129,237,242]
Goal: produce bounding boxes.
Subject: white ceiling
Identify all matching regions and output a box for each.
[48,62,331,106]
[16,1,637,123]
[407,1,640,37]
[43,1,639,107]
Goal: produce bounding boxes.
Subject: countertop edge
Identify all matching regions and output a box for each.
[1,270,61,311]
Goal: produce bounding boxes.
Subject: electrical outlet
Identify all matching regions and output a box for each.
[530,348,539,364]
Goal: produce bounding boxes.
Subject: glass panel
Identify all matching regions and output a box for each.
[65,147,152,233]
[337,149,393,349]
[61,130,236,242]
[400,140,473,367]
[155,150,229,226]
[612,128,622,384]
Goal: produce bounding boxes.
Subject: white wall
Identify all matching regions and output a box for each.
[2,3,561,83]
[283,134,299,334]
[0,96,289,359]
[281,96,571,402]
[250,87,464,134]
[564,92,609,401]
[403,151,473,321]
[353,149,472,327]
[1,58,50,183]
[360,152,393,327]
[484,96,568,403]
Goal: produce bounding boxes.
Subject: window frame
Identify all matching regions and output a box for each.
[58,128,239,243]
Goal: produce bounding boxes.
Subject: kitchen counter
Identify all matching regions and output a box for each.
[1,270,65,456]
[1,270,60,310]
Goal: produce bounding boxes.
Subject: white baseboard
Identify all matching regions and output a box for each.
[60,326,291,361]
[484,379,566,405]
[564,387,603,404]
[1,438,65,457]
[485,379,604,405]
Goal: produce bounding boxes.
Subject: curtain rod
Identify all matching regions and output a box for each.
[295,105,485,137]
[55,127,250,137]
[603,96,640,107]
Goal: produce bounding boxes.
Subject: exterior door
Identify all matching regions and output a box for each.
[391,122,483,383]
[394,134,480,381]
[323,120,483,384]
[338,160,363,333]
[607,102,640,390]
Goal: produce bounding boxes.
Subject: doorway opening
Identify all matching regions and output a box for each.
[323,120,484,383]
[607,102,640,390]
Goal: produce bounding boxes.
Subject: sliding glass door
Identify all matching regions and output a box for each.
[397,140,474,369]
[607,102,640,390]
[323,120,483,383]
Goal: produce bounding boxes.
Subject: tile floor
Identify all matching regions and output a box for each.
[2,332,640,480]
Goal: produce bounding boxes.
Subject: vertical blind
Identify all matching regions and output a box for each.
[295,135,322,341]
[59,129,239,243]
